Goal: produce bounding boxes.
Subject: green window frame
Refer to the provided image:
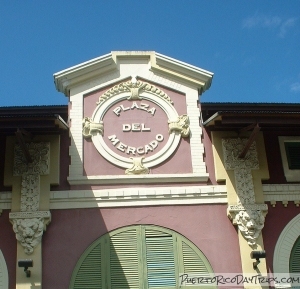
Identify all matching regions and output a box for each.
[70,225,216,289]
[285,142,300,170]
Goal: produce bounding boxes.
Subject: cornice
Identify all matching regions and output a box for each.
[50,185,227,209]
[67,173,209,185]
[53,53,116,96]
[152,53,213,93]
[54,51,213,96]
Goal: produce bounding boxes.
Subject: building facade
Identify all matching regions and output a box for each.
[0,52,299,289]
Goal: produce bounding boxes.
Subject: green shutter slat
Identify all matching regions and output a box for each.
[145,229,176,288]
[73,243,102,289]
[290,237,300,273]
[182,241,211,278]
[110,229,140,289]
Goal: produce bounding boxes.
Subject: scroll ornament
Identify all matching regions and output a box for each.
[82,117,104,138]
[125,157,149,175]
[168,114,190,137]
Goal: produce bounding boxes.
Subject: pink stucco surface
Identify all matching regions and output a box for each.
[0,210,17,289]
[263,202,300,273]
[83,80,193,175]
[42,204,242,289]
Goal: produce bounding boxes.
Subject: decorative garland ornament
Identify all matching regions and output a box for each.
[83,76,190,174]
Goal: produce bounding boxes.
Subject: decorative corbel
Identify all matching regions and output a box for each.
[9,211,51,255]
[228,204,268,248]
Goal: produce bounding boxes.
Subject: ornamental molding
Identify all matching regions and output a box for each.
[20,174,40,212]
[97,77,173,105]
[10,213,51,255]
[222,138,259,170]
[234,168,256,205]
[9,211,51,220]
[13,142,50,176]
[83,76,190,174]
[125,157,149,175]
[10,142,51,254]
[82,117,104,138]
[223,138,267,248]
[222,138,259,205]
[49,185,227,209]
[227,207,268,248]
[13,142,50,212]
[234,209,266,248]
[228,204,268,211]
[168,114,190,137]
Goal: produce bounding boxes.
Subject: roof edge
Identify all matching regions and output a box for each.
[54,51,214,96]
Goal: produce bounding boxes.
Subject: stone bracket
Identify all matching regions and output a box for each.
[228,204,268,248]
[9,211,51,255]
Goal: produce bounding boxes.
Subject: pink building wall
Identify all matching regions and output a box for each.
[42,205,242,289]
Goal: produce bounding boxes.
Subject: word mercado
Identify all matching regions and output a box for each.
[108,133,164,155]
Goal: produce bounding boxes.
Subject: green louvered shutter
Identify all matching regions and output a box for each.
[182,241,211,276]
[70,225,216,289]
[73,243,102,289]
[180,239,216,289]
[290,236,300,273]
[109,228,140,289]
[145,229,176,288]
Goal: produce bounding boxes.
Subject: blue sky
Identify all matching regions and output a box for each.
[1,1,299,106]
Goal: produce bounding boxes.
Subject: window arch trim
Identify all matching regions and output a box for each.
[273,213,300,273]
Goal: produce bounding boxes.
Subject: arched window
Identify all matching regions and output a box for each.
[290,236,300,273]
[69,225,216,289]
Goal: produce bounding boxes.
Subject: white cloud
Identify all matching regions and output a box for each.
[290,82,300,93]
[242,13,281,29]
[278,18,297,38]
[243,14,297,38]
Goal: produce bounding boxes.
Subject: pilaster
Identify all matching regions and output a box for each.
[212,131,269,289]
[4,135,60,289]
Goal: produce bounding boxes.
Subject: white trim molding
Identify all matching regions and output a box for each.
[49,185,227,209]
[67,173,209,185]
[263,184,300,207]
[278,136,300,182]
